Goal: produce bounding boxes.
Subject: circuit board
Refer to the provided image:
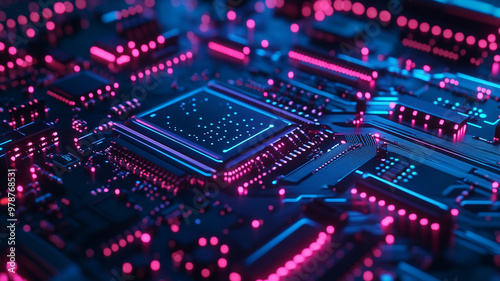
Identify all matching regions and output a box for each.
[1,0,500,280]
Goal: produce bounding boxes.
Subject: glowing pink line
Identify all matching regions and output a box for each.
[208,42,245,60]
[90,46,116,62]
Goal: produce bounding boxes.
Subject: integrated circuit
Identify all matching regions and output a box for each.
[48,71,115,107]
[112,83,293,176]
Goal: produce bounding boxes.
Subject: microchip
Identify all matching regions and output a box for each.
[113,84,293,175]
[52,153,80,170]
[311,14,366,47]
[48,71,112,106]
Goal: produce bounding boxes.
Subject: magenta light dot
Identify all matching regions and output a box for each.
[229,272,242,281]
[122,262,132,274]
[385,234,395,244]
[140,233,151,243]
[210,236,218,245]
[252,219,260,228]
[291,23,299,33]
[150,260,160,271]
[246,19,255,28]
[198,237,207,246]
[326,225,335,234]
[227,10,236,21]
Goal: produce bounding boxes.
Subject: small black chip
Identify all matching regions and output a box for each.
[48,71,112,106]
[53,153,80,170]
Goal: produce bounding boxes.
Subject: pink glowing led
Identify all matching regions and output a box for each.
[210,236,218,245]
[251,220,260,228]
[279,188,285,195]
[246,19,255,28]
[261,39,269,48]
[229,272,241,281]
[431,25,441,36]
[397,16,407,27]
[290,23,299,33]
[201,268,210,278]
[431,223,440,230]
[408,213,417,221]
[122,262,132,274]
[198,237,207,246]
[218,258,227,268]
[385,234,395,244]
[451,208,459,216]
[352,2,365,15]
[220,244,229,254]
[140,233,151,243]
[150,260,160,271]
[326,225,335,234]
[227,10,236,21]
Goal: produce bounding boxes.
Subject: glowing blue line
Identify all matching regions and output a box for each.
[361,171,449,210]
[323,198,348,203]
[0,139,12,146]
[337,54,374,68]
[398,262,440,281]
[412,71,431,82]
[484,119,500,126]
[367,102,391,105]
[464,231,500,253]
[467,122,482,128]
[101,11,119,23]
[244,218,318,265]
[133,121,223,162]
[366,111,389,114]
[457,73,500,89]
[373,97,398,101]
[222,124,275,153]
[460,200,492,205]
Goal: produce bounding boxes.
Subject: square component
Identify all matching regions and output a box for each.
[113,86,292,176]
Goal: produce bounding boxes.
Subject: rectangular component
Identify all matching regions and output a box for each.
[208,37,250,62]
[310,14,366,47]
[289,45,378,86]
[48,71,114,107]
[390,96,468,136]
[113,84,292,176]
[355,172,451,223]
[0,120,58,166]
